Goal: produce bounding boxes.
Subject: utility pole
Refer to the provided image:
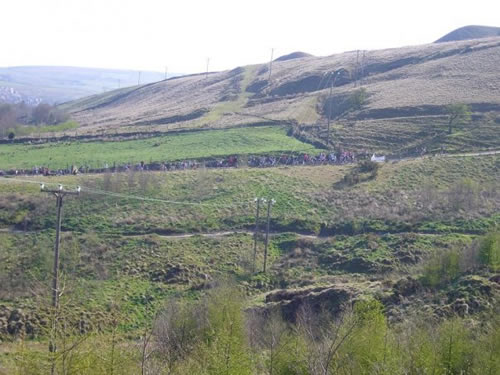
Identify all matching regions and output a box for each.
[263,198,276,273]
[327,76,333,149]
[268,48,274,81]
[355,50,360,87]
[41,183,80,373]
[326,71,338,149]
[252,198,265,273]
[165,65,168,80]
[360,50,366,86]
[206,58,210,79]
[138,71,142,85]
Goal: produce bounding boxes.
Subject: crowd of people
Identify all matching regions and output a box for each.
[0,151,360,177]
[248,151,356,167]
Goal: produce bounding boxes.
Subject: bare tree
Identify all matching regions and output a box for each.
[296,303,359,375]
[152,299,201,374]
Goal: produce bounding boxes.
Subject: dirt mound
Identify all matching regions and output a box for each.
[274,51,313,62]
[265,285,357,322]
[435,25,500,43]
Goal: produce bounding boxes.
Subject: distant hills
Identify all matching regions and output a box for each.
[435,25,500,43]
[0,66,177,104]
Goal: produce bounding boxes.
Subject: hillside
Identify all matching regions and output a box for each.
[1,154,499,373]
[435,25,500,43]
[0,66,171,104]
[1,30,500,374]
[59,37,500,155]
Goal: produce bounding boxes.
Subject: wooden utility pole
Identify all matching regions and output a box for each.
[268,48,274,81]
[326,71,338,149]
[138,71,142,85]
[165,66,168,80]
[206,58,210,79]
[41,183,80,373]
[327,77,333,148]
[263,198,275,273]
[252,198,264,273]
[355,50,360,87]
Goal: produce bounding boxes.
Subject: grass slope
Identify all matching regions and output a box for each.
[0,126,317,170]
[0,154,498,335]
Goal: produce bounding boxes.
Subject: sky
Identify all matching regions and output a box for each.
[1,0,499,74]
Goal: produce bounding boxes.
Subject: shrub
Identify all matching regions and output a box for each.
[447,178,480,211]
[478,231,500,271]
[358,160,379,174]
[350,88,368,110]
[421,248,461,288]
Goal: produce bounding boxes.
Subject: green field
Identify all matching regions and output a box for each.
[0,126,318,170]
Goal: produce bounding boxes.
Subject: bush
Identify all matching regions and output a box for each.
[342,161,380,186]
[421,248,461,288]
[350,88,368,110]
[478,231,500,271]
[358,160,379,174]
[447,178,480,211]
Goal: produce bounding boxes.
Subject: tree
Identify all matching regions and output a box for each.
[478,232,500,271]
[8,131,15,140]
[446,103,471,134]
[350,88,367,110]
[0,103,16,136]
[32,103,52,125]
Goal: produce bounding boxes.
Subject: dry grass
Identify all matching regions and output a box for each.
[59,38,499,138]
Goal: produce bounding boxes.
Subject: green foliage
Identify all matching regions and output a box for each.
[435,319,475,374]
[9,120,79,137]
[421,248,461,288]
[340,299,388,374]
[197,287,253,375]
[350,88,368,110]
[478,231,500,271]
[446,103,471,134]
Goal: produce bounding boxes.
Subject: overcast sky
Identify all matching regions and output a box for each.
[1,0,498,74]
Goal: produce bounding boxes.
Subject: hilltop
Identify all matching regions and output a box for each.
[435,25,500,43]
[0,66,173,104]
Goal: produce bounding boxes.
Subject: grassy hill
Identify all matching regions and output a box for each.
[55,37,500,156]
[0,66,170,104]
[0,155,498,369]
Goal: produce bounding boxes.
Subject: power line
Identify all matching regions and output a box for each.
[0,177,249,209]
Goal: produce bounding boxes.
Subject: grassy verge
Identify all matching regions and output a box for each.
[5,120,79,137]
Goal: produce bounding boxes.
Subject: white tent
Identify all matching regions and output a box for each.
[371,154,386,162]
